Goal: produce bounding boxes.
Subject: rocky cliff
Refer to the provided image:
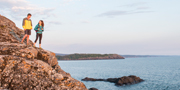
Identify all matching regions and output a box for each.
[0,15,87,90]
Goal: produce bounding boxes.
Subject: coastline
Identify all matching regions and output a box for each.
[58,58,125,61]
[56,53,125,60]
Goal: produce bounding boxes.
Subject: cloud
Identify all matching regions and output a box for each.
[0,0,55,20]
[0,0,29,8]
[47,21,62,25]
[120,2,147,7]
[97,2,152,17]
[134,11,153,14]
[97,10,153,17]
[97,11,128,17]
[63,0,74,3]
[137,7,149,10]
[81,21,90,23]
[61,0,78,6]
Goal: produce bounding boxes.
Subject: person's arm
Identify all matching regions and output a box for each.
[42,27,44,32]
[22,18,26,30]
[30,19,32,30]
[34,24,38,30]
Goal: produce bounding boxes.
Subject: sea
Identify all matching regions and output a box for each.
[58,56,180,90]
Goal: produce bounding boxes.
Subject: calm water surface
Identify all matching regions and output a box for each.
[58,56,180,90]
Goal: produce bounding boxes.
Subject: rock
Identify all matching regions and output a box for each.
[82,77,105,81]
[89,87,98,90]
[0,15,88,90]
[19,47,38,58]
[82,75,144,86]
[37,49,58,66]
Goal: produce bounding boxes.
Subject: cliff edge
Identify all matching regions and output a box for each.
[0,15,87,90]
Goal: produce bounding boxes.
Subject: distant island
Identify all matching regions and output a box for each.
[121,55,173,58]
[121,55,158,58]
[56,53,125,60]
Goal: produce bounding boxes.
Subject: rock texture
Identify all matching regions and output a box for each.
[82,75,144,86]
[0,15,87,90]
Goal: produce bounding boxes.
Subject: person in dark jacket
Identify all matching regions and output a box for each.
[33,20,44,49]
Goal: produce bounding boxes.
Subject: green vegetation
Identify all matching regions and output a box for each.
[56,53,114,60]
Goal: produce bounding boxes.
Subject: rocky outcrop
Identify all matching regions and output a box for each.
[88,88,98,90]
[0,15,87,89]
[82,75,144,86]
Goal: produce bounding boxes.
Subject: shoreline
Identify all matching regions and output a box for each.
[56,53,125,60]
[58,58,125,61]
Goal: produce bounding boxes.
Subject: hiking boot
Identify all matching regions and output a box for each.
[33,45,36,47]
[26,43,31,47]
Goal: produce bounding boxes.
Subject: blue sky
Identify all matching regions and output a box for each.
[0,0,180,55]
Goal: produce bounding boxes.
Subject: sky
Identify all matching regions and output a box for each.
[0,0,180,55]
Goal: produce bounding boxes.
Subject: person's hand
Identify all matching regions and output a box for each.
[31,28,32,30]
[41,28,43,30]
[38,28,40,30]
[24,29,26,31]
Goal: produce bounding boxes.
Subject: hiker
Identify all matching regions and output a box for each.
[21,13,32,45]
[33,20,44,49]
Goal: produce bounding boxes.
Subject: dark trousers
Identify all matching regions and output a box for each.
[34,33,42,44]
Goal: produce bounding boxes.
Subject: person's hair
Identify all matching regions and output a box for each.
[39,20,44,27]
[27,13,32,16]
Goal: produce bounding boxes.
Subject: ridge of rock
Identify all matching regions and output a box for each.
[0,15,87,90]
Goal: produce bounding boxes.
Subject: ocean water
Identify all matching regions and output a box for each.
[58,56,180,90]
